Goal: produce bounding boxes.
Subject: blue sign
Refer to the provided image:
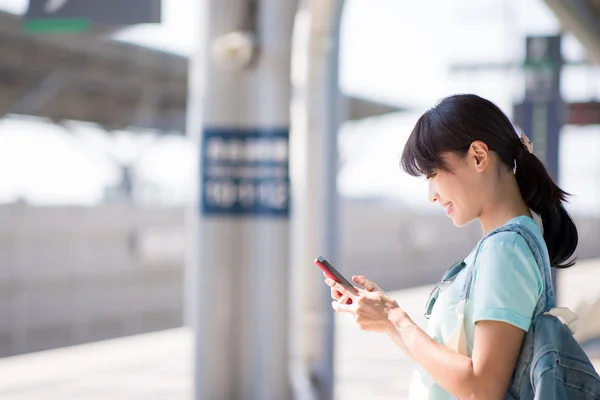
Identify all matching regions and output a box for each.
[201,128,290,217]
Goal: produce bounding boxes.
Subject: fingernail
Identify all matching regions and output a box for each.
[325,278,333,285]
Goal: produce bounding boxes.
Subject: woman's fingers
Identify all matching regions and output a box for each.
[353,275,382,292]
[338,295,352,305]
[324,279,357,299]
[331,287,342,300]
[329,286,353,304]
[331,301,354,314]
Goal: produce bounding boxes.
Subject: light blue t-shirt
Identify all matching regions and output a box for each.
[409,216,545,400]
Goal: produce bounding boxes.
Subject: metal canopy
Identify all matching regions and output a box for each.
[0,10,187,133]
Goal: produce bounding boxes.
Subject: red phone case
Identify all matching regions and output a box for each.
[315,257,355,304]
[315,260,338,282]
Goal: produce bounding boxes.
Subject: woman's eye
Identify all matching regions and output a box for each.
[426,172,437,180]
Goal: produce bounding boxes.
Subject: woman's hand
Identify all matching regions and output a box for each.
[325,275,405,333]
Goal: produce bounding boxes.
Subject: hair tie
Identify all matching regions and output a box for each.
[514,133,533,174]
[520,133,534,154]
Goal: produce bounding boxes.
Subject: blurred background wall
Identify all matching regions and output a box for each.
[1,0,600,361]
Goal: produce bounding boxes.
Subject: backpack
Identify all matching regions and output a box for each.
[462,223,600,400]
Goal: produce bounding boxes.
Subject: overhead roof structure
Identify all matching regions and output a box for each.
[544,0,600,65]
[12,0,600,134]
[0,10,407,134]
[0,10,187,133]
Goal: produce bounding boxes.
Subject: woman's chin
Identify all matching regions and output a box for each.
[450,215,475,228]
[448,212,469,227]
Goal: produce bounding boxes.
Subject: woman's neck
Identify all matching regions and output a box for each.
[478,176,531,235]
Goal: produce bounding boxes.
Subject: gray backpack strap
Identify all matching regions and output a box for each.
[461,223,556,316]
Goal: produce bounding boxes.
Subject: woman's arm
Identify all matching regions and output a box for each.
[328,277,525,400]
[387,309,524,400]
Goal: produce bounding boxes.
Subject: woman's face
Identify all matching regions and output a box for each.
[427,151,484,227]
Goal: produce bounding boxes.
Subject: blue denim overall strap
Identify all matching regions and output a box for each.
[461,223,556,317]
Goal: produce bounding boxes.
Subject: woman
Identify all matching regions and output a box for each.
[325,94,578,399]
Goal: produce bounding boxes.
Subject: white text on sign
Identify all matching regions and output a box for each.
[206,137,288,163]
[205,179,288,210]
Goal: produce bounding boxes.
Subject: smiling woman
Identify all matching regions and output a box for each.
[401,94,577,267]
[325,94,600,400]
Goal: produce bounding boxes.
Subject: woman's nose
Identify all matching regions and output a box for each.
[428,180,439,203]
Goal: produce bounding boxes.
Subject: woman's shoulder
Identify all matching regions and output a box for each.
[480,216,545,255]
[479,231,531,257]
[468,219,545,330]
[475,222,543,289]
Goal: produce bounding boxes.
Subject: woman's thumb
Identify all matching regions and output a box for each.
[353,275,366,285]
[353,275,381,291]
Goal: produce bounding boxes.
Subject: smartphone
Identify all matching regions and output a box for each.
[314,256,359,297]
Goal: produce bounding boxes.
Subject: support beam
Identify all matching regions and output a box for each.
[345,95,406,121]
[10,70,70,115]
[289,1,345,399]
[187,0,297,398]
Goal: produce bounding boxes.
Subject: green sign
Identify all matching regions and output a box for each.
[24,0,161,33]
[24,18,91,33]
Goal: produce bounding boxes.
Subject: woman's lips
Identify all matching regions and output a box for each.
[443,202,453,216]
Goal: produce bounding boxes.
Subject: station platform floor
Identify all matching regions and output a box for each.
[1,260,599,400]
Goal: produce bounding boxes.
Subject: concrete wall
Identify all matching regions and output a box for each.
[1,201,598,358]
[0,204,185,358]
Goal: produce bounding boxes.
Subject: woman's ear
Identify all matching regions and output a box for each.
[468,141,490,171]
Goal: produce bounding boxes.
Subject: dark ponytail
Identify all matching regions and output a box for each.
[514,149,578,268]
[401,93,578,268]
